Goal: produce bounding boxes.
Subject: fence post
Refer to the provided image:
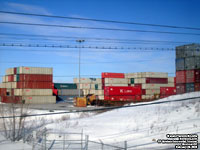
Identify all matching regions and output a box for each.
[85,135,89,150]
[124,141,127,150]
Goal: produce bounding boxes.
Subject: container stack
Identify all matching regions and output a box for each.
[125,72,176,100]
[176,44,200,94]
[0,67,56,104]
[102,73,142,102]
[53,83,82,103]
[73,78,104,100]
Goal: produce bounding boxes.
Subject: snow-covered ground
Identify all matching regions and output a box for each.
[0,92,200,149]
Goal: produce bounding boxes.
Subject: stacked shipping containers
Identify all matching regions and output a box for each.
[73,78,104,100]
[0,67,56,104]
[176,44,200,94]
[53,83,82,103]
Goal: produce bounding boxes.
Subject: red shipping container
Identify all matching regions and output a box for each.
[7,75,14,82]
[0,88,7,96]
[19,74,53,82]
[14,67,17,74]
[195,69,200,83]
[186,70,195,83]
[104,86,141,96]
[1,96,22,104]
[176,83,186,94]
[102,72,125,78]
[160,87,176,95]
[104,95,141,101]
[146,78,168,84]
[176,71,186,84]
[195,83,200,91]
[17,82,52,89]
[53,89,58,95]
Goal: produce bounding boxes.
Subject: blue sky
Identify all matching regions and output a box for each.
[0,0,200,82]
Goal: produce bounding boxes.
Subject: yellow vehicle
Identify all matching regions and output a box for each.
[74,94,97,107]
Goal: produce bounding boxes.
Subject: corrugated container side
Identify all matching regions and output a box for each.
[104,84,129,87]
[176,71,186,83]
[73,78,101,84]
[146,78,168,84]
[186,83,195,93]
[95,90,104,96]
[19,67,53,74]
[145,89,160,95]
[0,88,7,96]
[176,58,185,71]
[97,95,104,100]
[134,78,146,84]
[14,89,52,96]
[160,87,176,95]
[54,83,77,89]
[102,72,125,78]
[142,83,174,89]
[19,74,53,82]
[176,83,186,94]
[195,69,200,82]
[105,95,141,101]
[186,70,195,83]
[125,73,137,78]
[17,82,52,89]
[143,72,168,78]
[23,96,56,104]
[195,83,200,91]
[185,57,195,70]
[104,78,129,84]
[168,77,175,83]
[57,89,83,96]
[1,96,22,103]
[6,68,14,75]
[195,57,200,69]
[2,76,6,83]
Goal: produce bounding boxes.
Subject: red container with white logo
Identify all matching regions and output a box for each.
[160,87,176,95]
[176,83,186,94]
[102,72,125,78]
[176,71,186,83]
[104,95,141,101]
[146,78,168,84]
[19,74,53,82]
[104,86,141,96]
[17,82,52,89]
[195,83,200,91]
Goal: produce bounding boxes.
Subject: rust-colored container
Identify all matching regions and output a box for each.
[7,75,14,82]
[0,88,7,96]
[102,72,125,78]
[17,82,52,89]
[176,71,186,83]
[14,67,17,74]
[1,96,22,103]
[19,74,53,82]
[176,83,186,94]
[194,83,200,91]
[146,78,168,84]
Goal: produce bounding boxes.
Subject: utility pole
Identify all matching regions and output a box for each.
[76,39,85,97]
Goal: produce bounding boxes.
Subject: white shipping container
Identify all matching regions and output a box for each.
[134,78,146,84]
[19,67,53,74]
[97,84,102,90]
[125,73,137,78]
[11,82,17,88]
[105,78,129,84]
[2,76,6,83]
[14,75,17,82]
[168,77,175,83]
[104,83,129,87]
[98,95,104,100]
[14,89,52,96]
[142,72,168,78]
[82,89,96,95]
[23,96,56,104]
[5,82,12,88]
[142,95,155,100]
[95,90,104,95]
[145,89,160,95]
[0,83,6,88]
[73,78,101,84]
[6,68,14,75]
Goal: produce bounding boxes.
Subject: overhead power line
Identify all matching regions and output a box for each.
[0,11,200,31]
[0,96,199,119]
[0,21,200,36]
[0,43,175,51]
[0,33,195,44]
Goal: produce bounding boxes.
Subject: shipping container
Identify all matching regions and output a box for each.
[186,83,195,93]
[0,88,7,96]
[176,83,186,94]
[186,70,195,83]
[17,67,53,74]
[6,68,14,75]
[195,57,200,69]
[73,78,101,84]
[95,90,104,96]
[104,86,141,96]
[168,77,175,83]
[185,57,195,70]
[22,96,56,104]
[97,95,104,100]
[104,78,129,84]
[176,71,186,83]
[54,83,77,89]
[141,95,158,100]
[102,72,125,78]
[57,89,83,96]
[142,83,174,89]
[160,87,176,95]
[176,46,185,58]
[7,75,14,82]
[146,78,168,84]
[134,78,146,84]
[17,74,53,82]
[145,89,160,95]
[104,83,129,87]
[141,72,168,78]
[104,95,141,101]
[14,89,53,96]
[125,73,141,78]
[195,83,200,91]
[1,96,22,103]
[16,82,52,89]
[176,58,185,71]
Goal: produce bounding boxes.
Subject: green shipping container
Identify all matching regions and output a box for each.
[16,74,19,82]
[130,78,134,84]
[17,67,20,74]
[54,83,77,89]
[95,84,98,90]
